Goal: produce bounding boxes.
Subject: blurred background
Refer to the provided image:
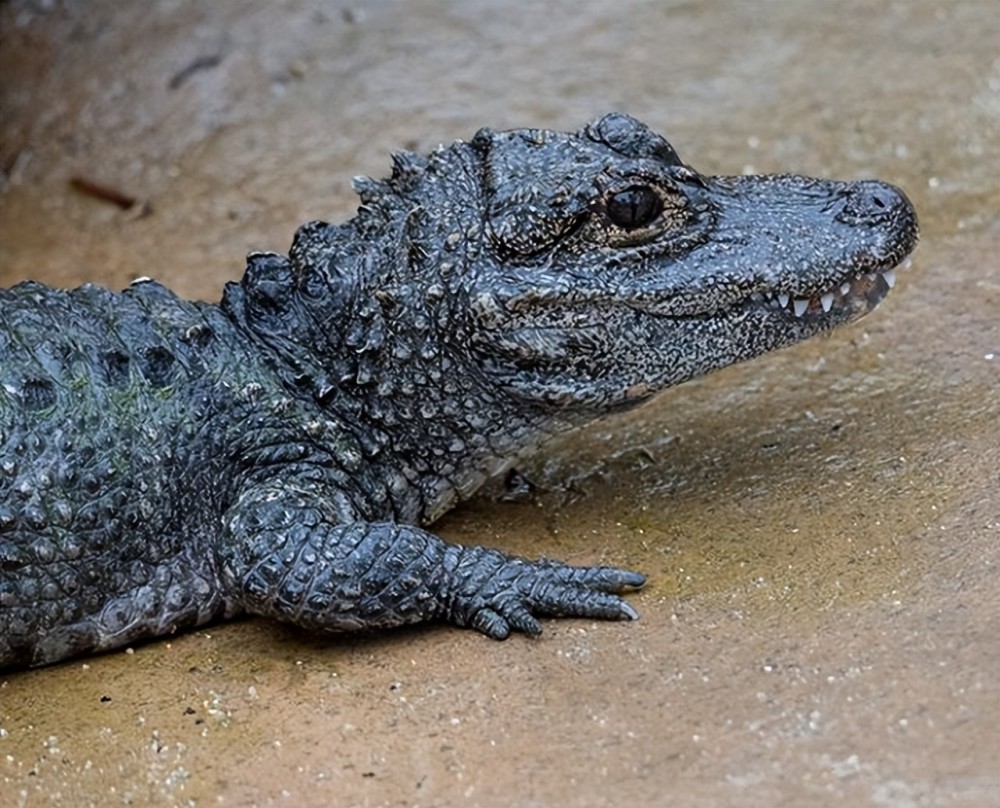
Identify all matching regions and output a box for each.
[1,2,997,806]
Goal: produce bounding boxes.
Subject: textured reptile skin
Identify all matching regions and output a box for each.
[0,114,918,669]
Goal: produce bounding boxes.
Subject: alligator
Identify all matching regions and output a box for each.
[0,114,918,670]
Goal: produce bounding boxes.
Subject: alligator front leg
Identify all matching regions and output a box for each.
[218,481,645,640]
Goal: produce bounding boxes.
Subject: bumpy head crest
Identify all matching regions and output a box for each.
[351,175,391,205]
[585,112,682,164]
[389,150,429,191]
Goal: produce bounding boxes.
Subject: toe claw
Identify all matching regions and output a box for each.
[620,571,646,590]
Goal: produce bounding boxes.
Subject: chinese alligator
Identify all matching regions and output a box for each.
[0,114,918,669]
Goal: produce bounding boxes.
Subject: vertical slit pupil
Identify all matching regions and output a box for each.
[607,187,662,229]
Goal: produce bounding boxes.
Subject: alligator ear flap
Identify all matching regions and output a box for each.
[489,201,587,258]
[586,112,681,165]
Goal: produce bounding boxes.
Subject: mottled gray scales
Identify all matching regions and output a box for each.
[0,114,917,669]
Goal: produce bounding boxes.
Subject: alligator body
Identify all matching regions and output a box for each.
[0,114,918,670]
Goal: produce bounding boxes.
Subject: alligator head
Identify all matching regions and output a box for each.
[456,113,918,411]
[233,113,918,518]
[268,114,919,414]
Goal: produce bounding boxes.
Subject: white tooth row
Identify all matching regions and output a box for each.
[754,267,900,317]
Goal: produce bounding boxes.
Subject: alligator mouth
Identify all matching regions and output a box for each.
[484,257,911,334]
[747,259,910,320]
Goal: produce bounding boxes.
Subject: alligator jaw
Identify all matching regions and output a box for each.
[748,259,908,322]
[627,256,909,326]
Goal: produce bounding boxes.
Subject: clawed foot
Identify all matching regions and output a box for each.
[444,548,646,639]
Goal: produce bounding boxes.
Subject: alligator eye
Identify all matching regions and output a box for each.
[606,186,663,229]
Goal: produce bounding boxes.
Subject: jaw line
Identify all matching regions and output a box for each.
[480,256,902,355]
[622,248,910,323]
[735,259,906,323]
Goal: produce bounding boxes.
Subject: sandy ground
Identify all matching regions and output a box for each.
[0,1,997,806]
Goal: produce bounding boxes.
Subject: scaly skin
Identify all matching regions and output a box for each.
[0,114,918,669]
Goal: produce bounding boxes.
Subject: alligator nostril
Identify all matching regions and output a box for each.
[838,180,907,223]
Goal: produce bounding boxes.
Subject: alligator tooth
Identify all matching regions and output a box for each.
[840,282,851,295]
[882,268,896,288]
[820,292,834,312]
[793,298,809,317]
[777,293,790,308]
[904,258,913,269]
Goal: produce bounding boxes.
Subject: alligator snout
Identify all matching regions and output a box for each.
[835,179,918,234]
